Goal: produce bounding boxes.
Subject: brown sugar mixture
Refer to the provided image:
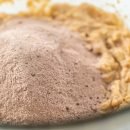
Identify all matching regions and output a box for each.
[0,0,130,125]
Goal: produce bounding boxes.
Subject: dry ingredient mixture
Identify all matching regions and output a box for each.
[0,0,130,113]
[0,18,108,125]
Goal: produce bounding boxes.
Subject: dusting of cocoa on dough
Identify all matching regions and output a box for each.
[0,0,130,112]
[0,18,108,125]
[47,3,130,111]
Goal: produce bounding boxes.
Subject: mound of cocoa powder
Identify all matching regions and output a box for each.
[0,18,107,125]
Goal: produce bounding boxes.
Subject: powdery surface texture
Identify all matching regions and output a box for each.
[0,18,107,125]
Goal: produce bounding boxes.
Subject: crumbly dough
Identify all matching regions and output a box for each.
[47,3,130,111]
[0,0,130,113]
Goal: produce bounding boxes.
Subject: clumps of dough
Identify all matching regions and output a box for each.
[46,3,130,111]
